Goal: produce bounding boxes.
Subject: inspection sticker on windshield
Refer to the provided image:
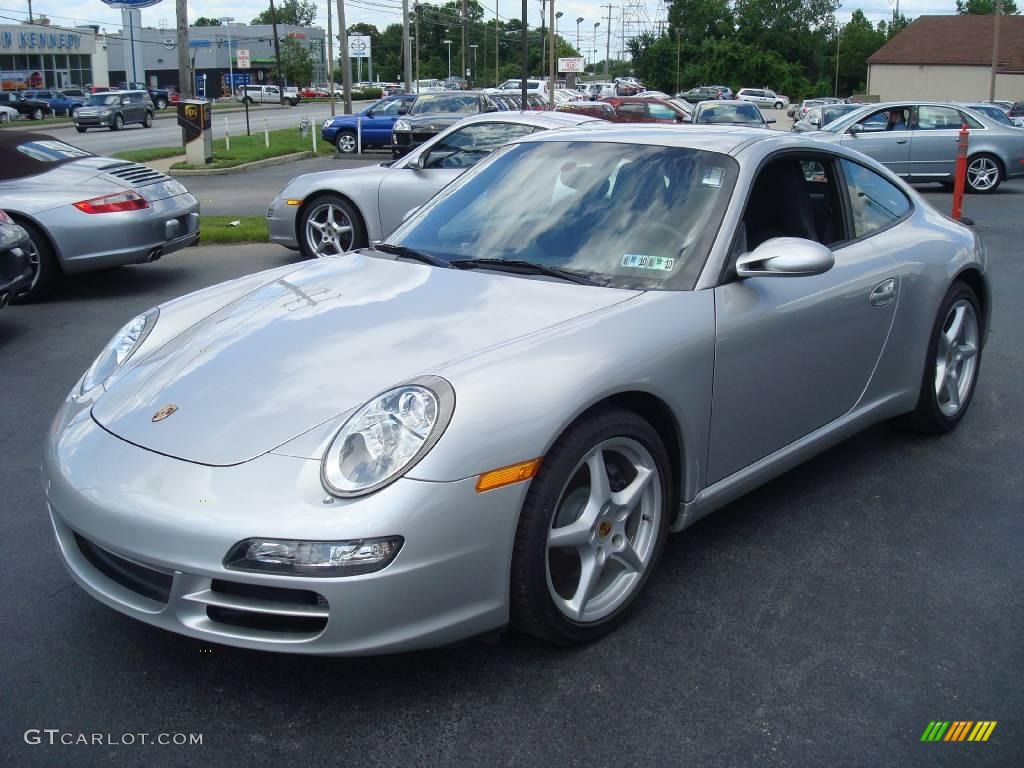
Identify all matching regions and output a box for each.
[621,254,674,271]
[702,167,725,187]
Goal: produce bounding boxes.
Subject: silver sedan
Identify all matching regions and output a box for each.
[809,101,1024,193]
[0,132,199,302]
[267,110,596,258]
[47,125,988,654]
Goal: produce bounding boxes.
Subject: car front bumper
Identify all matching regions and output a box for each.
[43,193,200,274]
[74,114,114,127]
[44,395,522,655]
[266,197,300,250]
[392,130,436,157]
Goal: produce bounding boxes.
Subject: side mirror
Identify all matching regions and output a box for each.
[121,97,130,105]
[402,206,420,222]
[407,152,426,170]
[736,238,834,278]
[765,117,777,124]
[397,103,410,115]
[848,123,863,135]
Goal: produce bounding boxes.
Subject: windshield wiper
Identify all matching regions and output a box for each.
[449,258,599,285]
[374,243,449,267]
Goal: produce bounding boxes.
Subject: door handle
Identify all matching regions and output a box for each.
[870,278,896,307]
[896,139,907,144]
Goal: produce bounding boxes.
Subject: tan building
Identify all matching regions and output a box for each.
[866,15,1024,102]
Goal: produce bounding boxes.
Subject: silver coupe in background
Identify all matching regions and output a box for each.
[267,110,596,259]
[0,132,199,302]
[47,125,988,654]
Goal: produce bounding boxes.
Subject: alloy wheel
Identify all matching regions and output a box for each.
[967,157,999,191]
[934,299,979,417]
[336,133,357,153]
[304,202,355,257]
[546,437,662,623]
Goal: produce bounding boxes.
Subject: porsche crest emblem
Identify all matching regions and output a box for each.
[152,404,178,422]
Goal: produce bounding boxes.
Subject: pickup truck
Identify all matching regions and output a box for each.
[22,89,86,117]
[0,91,52,120]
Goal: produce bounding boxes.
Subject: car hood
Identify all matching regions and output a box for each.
[91,253,638,466]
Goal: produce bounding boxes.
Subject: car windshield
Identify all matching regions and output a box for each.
[87,95,121,106]
[387,140,738,290]
[819,105,872,133]
[411,94,479,114]
[820,105,861,125]
[696,103,762,124]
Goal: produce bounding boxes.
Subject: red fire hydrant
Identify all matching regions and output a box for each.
[951,125,969,220]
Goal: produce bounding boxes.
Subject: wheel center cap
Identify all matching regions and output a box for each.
[597,520,612,539]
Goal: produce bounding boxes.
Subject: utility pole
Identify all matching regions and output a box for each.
[989,0,1002,102]
[175,0,192,99]
[336,0,352,113]
[402,0,412,92]
[602,4,613,77]
[461,0,467,84]
[268,0,284,104]
[327,1,335,115]
[27,0,33,23]
[675,27,680,94]
[495,0,500,87]
[834,23,842,98]
[549,1,556,109]
[415,4,421,90]
[521,0,528,107]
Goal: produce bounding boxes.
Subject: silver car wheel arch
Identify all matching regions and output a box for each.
[545,437,662,624]
[934,299,979,417]
[304,201,355,257]
[966,156,999,191]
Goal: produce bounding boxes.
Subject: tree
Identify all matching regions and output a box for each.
[279,36,314,85]
[667,0,734,42]
[193,17,222,27]
[251,0,317,26]
[956,0,1019,13]
[830,10,886,96]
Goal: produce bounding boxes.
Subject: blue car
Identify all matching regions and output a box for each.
[321,94,415,154]
[21,89,86,117]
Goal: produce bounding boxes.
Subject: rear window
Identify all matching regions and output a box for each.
[0,135,93,181]
[16,140,92,163]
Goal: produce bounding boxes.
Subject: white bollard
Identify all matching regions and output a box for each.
[264,118,270,148]
[311,119,317,154]
[224,117,230,151]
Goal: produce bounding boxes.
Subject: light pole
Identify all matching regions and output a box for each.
[219,17,234,97]
[576,17,583,56]
[834,24,843,98]
[443,39,453,79]
[593,22,600,74]
[470,43,478,86]
[674,27,681,94]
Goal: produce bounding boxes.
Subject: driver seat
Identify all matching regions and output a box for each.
[744,160,818,249]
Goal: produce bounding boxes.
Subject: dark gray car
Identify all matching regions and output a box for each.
[73,90,155,132]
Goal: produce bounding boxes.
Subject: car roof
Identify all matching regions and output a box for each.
[453,110,600,129]
[512,123,777,154]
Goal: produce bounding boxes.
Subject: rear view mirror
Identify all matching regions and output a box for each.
[736,238,834,277]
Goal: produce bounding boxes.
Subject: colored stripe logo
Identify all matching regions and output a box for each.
[921,721,997,742]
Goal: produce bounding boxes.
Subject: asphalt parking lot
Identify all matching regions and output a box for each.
[1,184,1021,767]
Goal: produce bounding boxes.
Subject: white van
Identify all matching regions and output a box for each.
[236,85,299,106]
[579,82,614,99]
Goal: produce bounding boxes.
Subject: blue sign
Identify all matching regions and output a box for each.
[100,1,164,8]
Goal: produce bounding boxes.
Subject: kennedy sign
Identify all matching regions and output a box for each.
[0,29,84,51]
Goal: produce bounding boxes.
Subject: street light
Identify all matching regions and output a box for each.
[443,39,453,79]
[470,43,478,86]
[576,17,584,56]
[219,16,234,97]
[593,23,600,71]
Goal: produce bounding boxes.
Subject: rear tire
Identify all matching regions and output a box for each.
[774,101,784,110]
[155,98,167,110]
[11,219,60,304]
[965,153,1002,194]
[510,407,672,645]
[31,107,43,120]
[900,281,982,434]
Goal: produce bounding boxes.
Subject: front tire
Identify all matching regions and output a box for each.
[298,194,365,258]
[966,153,1002,194]
[11,219,60,303]
[75,126,87,133]
[510,407,672,645]
[335,130,357,154]
[901,281,982,434]
[111,114,124,131]
[143,111,153,128]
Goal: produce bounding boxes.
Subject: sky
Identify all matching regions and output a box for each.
[1,0,966,59]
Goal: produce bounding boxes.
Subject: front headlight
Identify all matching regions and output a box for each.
[393,118,411,132]
[321,118,333,129]
[99,108,112,115]
[81,308,158,393]
[321,376,455,497]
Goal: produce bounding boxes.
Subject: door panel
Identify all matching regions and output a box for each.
[377,169,461,237]
[908,105,966,178]
[708,239,898,482]
[841,130,912,175]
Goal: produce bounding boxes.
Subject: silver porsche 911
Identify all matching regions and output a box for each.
[46,125,989,654]
[0,132,199,302]
[267,110,596,258]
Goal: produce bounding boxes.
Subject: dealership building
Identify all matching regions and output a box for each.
[0,21,109,91]
[105,23,327,98]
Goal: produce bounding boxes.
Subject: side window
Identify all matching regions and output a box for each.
[371,99,401,117]
[957,110,984,129]
[648,103,677,120]
[841,159,911,239]
[915,105,963,130]
[424,122,534,169]
[857,110,891,132]
[617,102,645,114]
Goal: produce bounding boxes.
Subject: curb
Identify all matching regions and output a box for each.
[168,151,316,176]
